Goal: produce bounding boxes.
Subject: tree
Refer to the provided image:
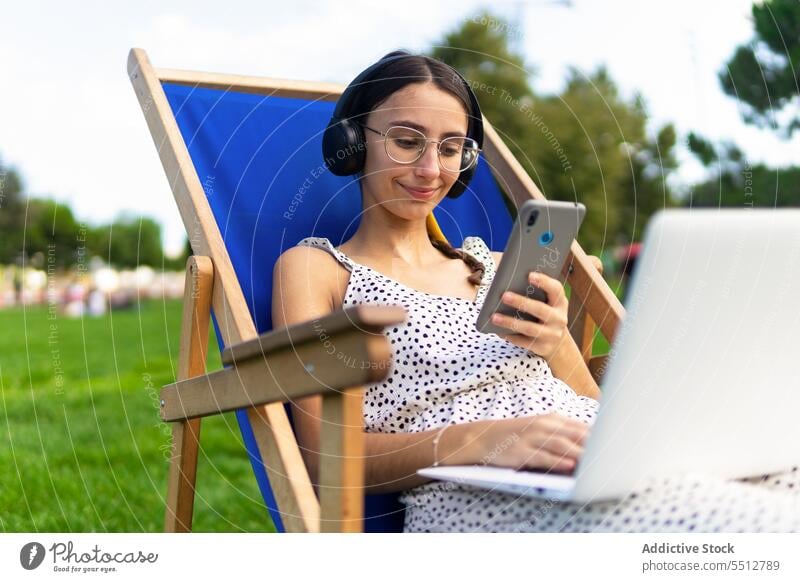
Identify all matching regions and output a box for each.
[431,12,537,148]
[685,131,800,207]
[1,160,84,268]
[0,161,26,264]
[617,122,679,243]
[721,0,800,136]
[1,155,177,269]
[24,198,82,268]
[523,67,678,249]
[429,14,679,252]
[87,215,166,269]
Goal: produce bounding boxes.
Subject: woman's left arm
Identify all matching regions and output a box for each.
[490,271,601,401]
[544,330,601,400]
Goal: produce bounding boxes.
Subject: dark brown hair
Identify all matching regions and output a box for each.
[431,238,486,286]
[347,51,486,286]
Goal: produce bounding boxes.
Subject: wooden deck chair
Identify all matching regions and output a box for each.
[127,47,625,533]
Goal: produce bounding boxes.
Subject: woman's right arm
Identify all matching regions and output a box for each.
[272,247,590,494]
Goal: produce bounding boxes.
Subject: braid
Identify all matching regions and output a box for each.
[431,238,485,286]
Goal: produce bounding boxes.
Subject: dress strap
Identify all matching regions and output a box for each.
[295,236,356,273]
[461,236,496,284]
[297,235,495,281]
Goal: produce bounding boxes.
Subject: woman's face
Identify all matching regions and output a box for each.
[359,82,469,221]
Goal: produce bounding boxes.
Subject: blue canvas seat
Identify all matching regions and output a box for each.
[160,82,514,532]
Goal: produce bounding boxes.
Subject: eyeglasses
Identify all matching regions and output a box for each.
[357,122,481,173]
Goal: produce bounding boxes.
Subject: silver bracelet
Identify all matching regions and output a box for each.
[432,424,451,467]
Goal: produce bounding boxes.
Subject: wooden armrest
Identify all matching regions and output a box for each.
[567,252,608,361]
[221,304,407,366]
[160,304,407,422]
[563,241,624,343]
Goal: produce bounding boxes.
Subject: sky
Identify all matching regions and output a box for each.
[2,0,798,256]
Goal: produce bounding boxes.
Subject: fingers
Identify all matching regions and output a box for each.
[492,312,546,338]
[499,276,568,326]
[587,255,603,273]
[525,413,590,446]
[525,419,588,472]
[493,302,566,344]
[484,414,591,473]
[519,448,577,474]
[528,272,567,308]
[545,416,590,447]
[535,433,584,460]
[527,427,585,466]
[500,291,555,323]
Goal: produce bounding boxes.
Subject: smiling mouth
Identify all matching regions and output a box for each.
[398,182,439,199]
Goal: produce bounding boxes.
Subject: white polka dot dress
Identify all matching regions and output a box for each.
[296,236,800,532]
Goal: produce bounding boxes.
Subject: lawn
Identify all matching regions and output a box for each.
[0,299,274,532]
[0,278,623,532]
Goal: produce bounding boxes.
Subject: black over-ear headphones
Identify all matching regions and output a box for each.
[322,50,484,199]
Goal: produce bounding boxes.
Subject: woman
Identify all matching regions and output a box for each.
[272,51,799,532]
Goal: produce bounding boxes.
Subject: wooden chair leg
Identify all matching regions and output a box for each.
[319,387,365,533]
[164,256,214,532]
[165,418,202,532]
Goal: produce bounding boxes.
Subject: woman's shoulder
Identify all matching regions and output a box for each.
[272,237,353,316]
[275,237,344,278]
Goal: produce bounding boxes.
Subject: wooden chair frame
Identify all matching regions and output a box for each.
[127,47,625,533]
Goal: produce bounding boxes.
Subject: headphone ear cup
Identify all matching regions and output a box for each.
[447,164,476,199]
[322,119,367,176]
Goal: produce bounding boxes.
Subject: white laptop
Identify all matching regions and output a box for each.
[418,209,800,503]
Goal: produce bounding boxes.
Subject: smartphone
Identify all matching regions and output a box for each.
[476,199,586,335]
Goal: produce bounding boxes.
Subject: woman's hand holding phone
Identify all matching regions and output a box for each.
[475,199,584,340]
[490,270,570,362]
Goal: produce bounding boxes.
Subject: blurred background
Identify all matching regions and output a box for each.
[1,0,798,531]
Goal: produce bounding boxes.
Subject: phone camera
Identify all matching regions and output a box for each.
[526,210,539,227]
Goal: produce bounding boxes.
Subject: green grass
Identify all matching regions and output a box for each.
[0,277,625,532]
[0,299,274,532]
